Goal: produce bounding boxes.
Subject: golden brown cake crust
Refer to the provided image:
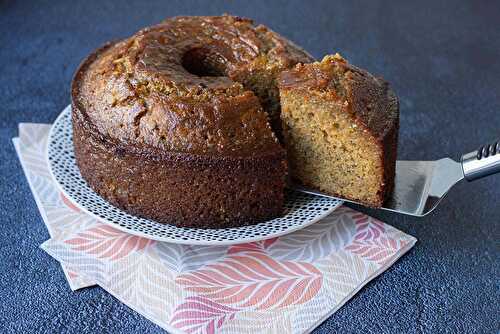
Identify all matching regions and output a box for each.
[77,15,313,155]
[278,55,399,206]
[278,54,398,143]
[72,15,312,228]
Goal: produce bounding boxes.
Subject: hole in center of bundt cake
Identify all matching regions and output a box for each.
[182,47,227,77]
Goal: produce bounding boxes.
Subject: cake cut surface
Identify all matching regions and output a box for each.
[278,54,399,207]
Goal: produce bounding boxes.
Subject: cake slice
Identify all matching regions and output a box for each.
[278,54,399,207]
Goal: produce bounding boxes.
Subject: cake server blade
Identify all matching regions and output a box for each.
[293,139,500,217]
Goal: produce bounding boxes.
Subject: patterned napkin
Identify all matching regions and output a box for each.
[14,122,416,333]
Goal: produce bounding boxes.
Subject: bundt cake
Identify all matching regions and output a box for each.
[71,15,313,228]
[278,54,399,207]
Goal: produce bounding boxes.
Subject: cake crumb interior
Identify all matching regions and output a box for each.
[281,91,384,206]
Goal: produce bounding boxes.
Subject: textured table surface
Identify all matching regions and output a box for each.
[1,0,499,333]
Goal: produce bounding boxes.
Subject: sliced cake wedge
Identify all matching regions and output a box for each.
[278,54,399,207]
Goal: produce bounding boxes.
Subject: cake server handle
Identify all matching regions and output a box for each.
[461,139,500,181]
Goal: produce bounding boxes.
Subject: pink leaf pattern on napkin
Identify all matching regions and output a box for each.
[64,224,154,261]
[227,237,278,254]
[171,250,322,333]
[170,296,239,334]
[175,251,322,309]
[67,270,79,279]
[345,213,404,264]
[60,192,81,213]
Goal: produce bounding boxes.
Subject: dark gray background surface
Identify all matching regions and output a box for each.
[1,0,499,333]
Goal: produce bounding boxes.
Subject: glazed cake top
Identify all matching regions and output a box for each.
[74,15,312,157]
[278,54,399,141]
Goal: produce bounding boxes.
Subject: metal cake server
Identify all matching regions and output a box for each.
[294,139,500,217]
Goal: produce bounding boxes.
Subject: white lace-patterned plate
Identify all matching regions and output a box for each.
[47,106,342,245]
